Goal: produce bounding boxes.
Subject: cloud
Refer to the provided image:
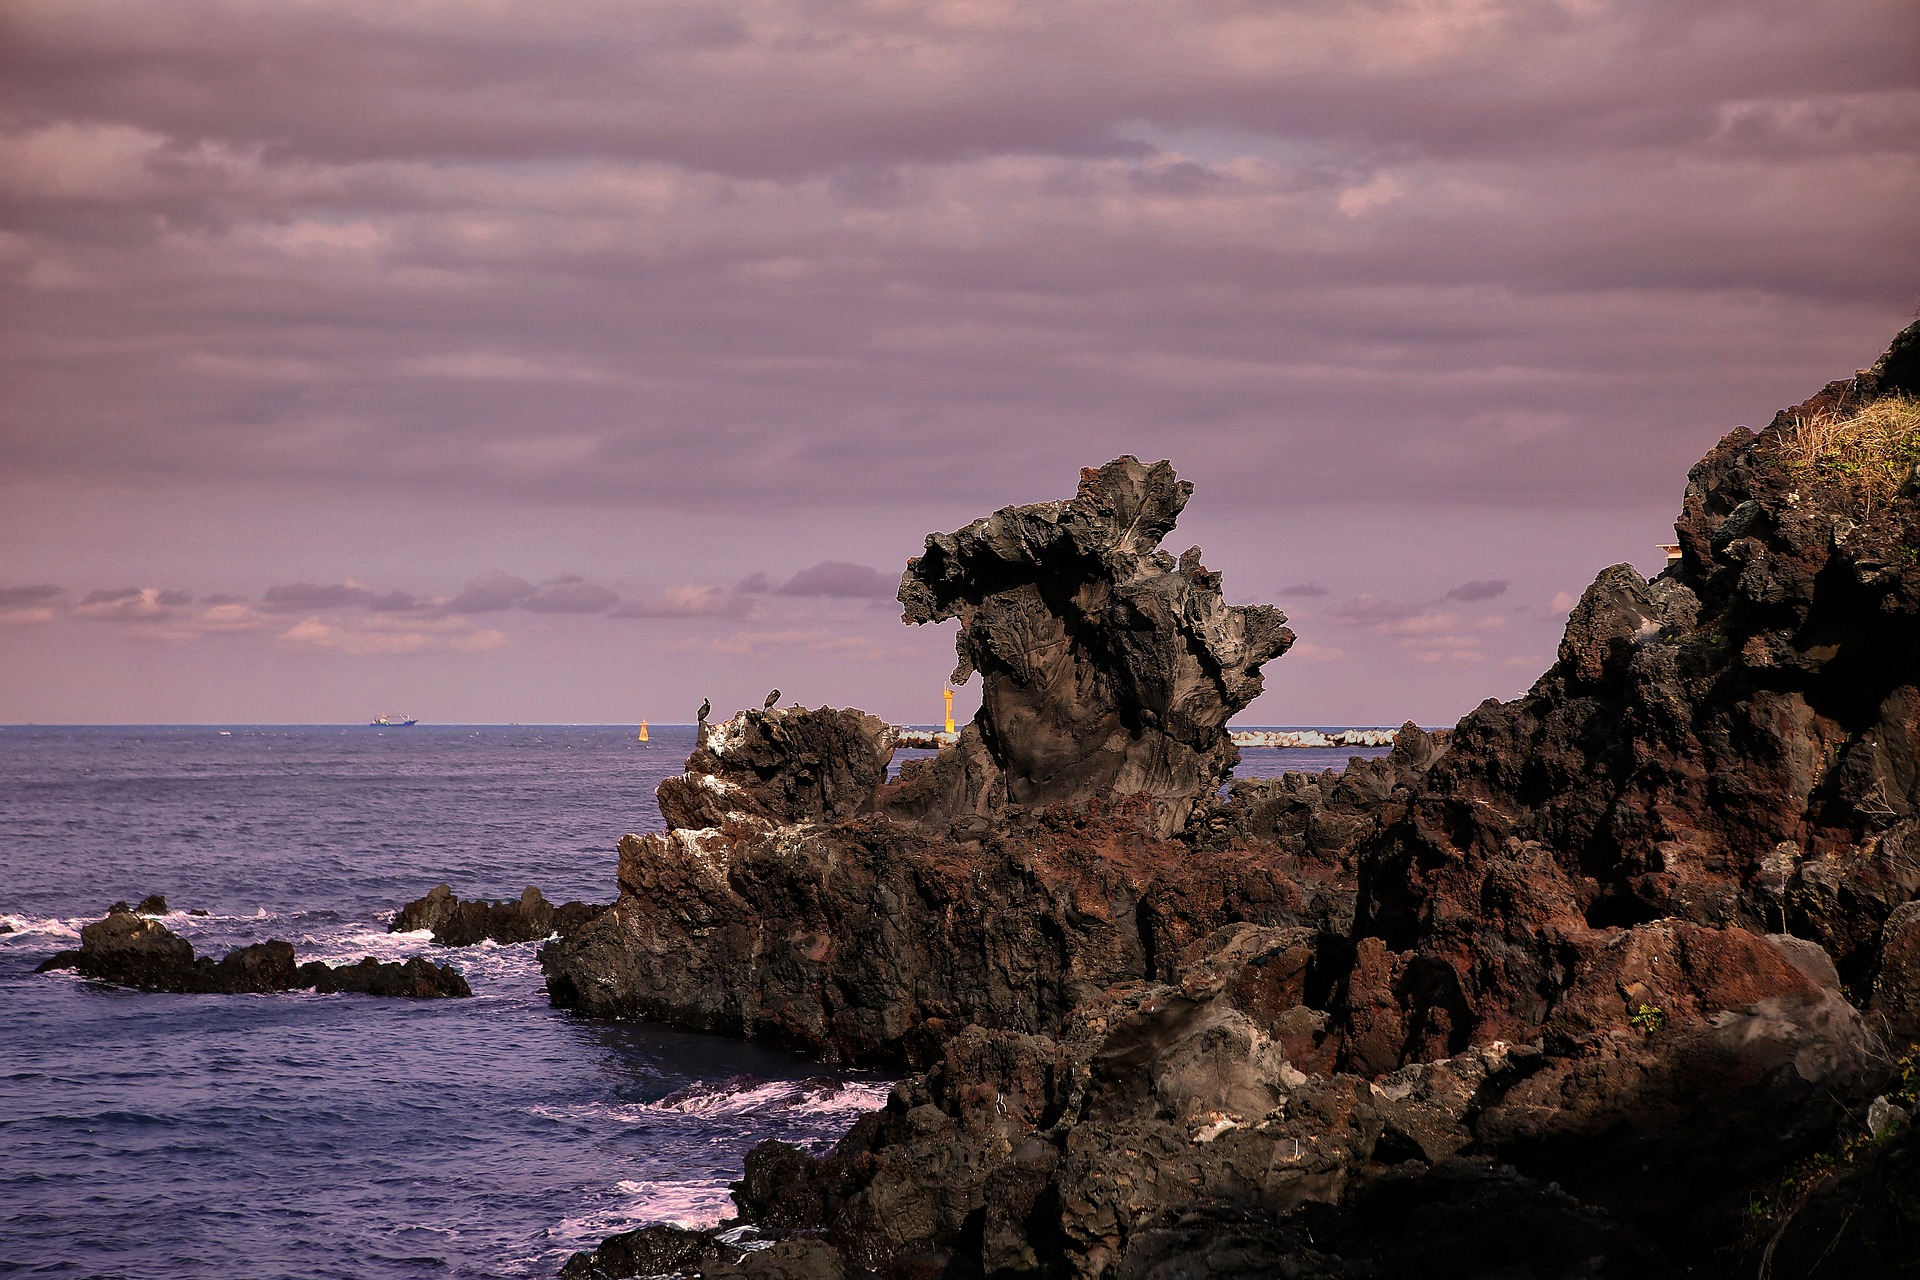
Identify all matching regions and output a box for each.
[0,0,1911,727]
[0,584,64,625]
[1367,611,1505,639]
[1328,596,1424,627]
[185,602,266,632]
[1287,640,1343,663]
[73,587,191,622]
[775,561,897,600]
[521,574,618,614]
[1408,647,1486,665]
[135,601,273,642]
[277,616,507,655]
[1321,595,1510,664]
[260,581,371,612]
[611,584,755,619]
[0,584,63,608]
[0,0,1907,533]
[365,590,432,613]
[446,570,535,613]
[674,628,898,661]
[1444,579,1510,602]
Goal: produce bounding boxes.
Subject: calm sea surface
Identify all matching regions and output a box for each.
[0,725,1383,1279]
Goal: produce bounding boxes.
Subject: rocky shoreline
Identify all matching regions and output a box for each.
[37,902,473,998]
[541,329,1920,1276]
[391,882,606,946]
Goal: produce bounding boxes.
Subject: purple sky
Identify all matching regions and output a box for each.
[2,0,1914,726]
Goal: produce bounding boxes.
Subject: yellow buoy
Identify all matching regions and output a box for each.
[943,689,955,735]
[637,720,649,742]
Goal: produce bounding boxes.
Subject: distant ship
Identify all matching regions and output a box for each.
[369,715,418,727]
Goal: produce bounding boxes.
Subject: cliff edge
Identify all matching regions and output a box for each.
[554,322,1920,1279]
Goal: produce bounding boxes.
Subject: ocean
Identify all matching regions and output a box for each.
[0,725,1386,1279]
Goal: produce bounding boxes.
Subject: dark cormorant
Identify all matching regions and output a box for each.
[697,697,711,723]
[764,689,780,710]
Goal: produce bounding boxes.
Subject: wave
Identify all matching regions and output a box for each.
[0,914,82,939]
[647,1075,892,1120]
[544,1177,737,1245]
[1230,728,1398,749]
[528,1076,893,1136]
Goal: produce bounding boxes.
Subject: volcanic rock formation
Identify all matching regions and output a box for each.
[887,455,1294,838]
[555,327,1920,1280]
[541,460,1307,1060]
[391,883,606,946]
[38,905,472,997]
[658,706,896,830]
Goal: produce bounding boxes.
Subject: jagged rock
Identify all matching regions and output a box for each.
[295,955,472,998]
[134,894,168,915]
[544,798,1269,1064]
[543,460,1312,1051]
[1192,724,1447,863]
[888,456,1294,837]
[556,325,1920,1279]
[1747,1124,1920,1278]
[35,905,470,998]
[559,1224,744,1280]
[390,883,604,946]
[35,907,193,984]
[1341,323,1920,1070]
[1872,901,1920,1043]
[658,706,896,830]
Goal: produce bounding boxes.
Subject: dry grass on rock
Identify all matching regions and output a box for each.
[1773,394,1920,517]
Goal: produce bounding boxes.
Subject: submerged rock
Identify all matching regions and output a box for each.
[36,905,471,998]
[391,883,605,946]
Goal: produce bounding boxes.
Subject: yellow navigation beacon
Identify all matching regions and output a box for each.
[638,720,649,742]
[943,689,955,735]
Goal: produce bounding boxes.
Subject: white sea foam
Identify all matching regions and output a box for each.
[786,1079,892,1116]
[1230,728,1398,749]
[545,1177,737,1245]
[528,1077,892,1134]
[649,1076,893,1119]
[0,914,83,939]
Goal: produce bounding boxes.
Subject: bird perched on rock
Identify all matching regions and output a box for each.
[764,689,780,710]
[697,697,710,723]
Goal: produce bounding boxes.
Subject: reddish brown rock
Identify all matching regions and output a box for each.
[1871,900,1920,1043]
[551,322,1920,1280]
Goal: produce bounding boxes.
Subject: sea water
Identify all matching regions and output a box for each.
[0,725,1386,1279]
